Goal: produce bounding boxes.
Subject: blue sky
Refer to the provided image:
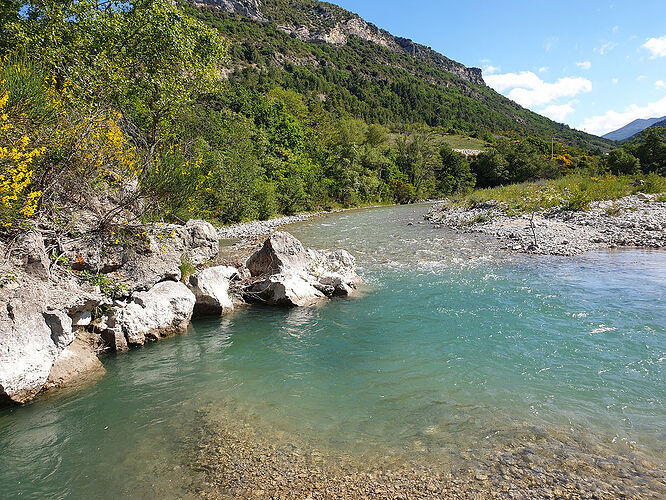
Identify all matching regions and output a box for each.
[333,0,666,136]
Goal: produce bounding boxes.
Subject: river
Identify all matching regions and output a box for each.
[1,204,664,498]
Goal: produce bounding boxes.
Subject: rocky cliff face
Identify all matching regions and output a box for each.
[193,0,264,20]
[192,0,485,86]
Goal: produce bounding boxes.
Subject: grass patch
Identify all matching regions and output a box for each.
[455,173,666,214]
[441,134,488,151]
[179,255,196,281]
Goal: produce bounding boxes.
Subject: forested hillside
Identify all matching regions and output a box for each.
[188,0,611,150]
[2,0,659,233]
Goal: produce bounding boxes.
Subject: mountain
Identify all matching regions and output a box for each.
[649,119,666,129]
[187,0,612,151]
[602,116,666,141]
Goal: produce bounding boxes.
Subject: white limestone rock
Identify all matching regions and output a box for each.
[244,232,360,307]
[188,266,237,315]
[104,281,196,348]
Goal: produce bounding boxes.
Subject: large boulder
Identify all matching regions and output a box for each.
[245,273,326,307]
[243,232,360,307]
[45,335,105,392]
[0,275,104,403]
[0,294,58,403]
[103,281,196,349]
[62,219,220,291]
[188,266,238,315]
[246,231,315,276]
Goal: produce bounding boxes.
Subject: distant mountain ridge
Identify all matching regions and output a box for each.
[650,118,666,129]
[194,0,485,85]
[189,0,612,150]
[603,116,666,141]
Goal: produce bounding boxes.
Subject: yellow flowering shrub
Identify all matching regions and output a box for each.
[0,57,139,228]
[0,86,45,226]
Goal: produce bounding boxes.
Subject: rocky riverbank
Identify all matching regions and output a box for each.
[426,193,666,256]
[0,224,360,404]
[217,211,338,240]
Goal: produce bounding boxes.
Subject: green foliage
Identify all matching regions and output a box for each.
[605,149,640,175]
[563,187,592,211]
[5,0,662,235]
[623,127,666,175]
[179,255,196,281]
[11,0,229,156]
[0,273,17,288]
[76,270,127,299]
[0,0,20,55]
[187,4,613,152]
[437,145,474,194]
[460,173,666,215]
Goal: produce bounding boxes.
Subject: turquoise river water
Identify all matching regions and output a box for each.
[0,204,664,498]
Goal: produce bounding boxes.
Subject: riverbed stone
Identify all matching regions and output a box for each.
[45,335,105,391]
[426,193,666,256]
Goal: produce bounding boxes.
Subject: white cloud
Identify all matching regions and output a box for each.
[482,65,501,75]
[612,26,619,34]
[642,35,666,58]
[656,80,666,89]
[538,66,549,73]
[637,75,646,81]
[540,103,575,122]
[486,71,592,107]
[578,96,666,135]
[575,61,592,70]
[611,78,619,84]
[594,41,618,55]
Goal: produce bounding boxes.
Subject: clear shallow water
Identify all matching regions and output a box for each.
[0,204,665,498]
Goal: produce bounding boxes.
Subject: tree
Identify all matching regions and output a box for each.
[0,0,20,55]
[633,127,666,175]
[472,149,510,187]
[605,149,640,175]
[10,0,229,168]
[437,145,475,194]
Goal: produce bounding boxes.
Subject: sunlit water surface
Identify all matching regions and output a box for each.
[0,204,664,498]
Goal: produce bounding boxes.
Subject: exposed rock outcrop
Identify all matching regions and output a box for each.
[243,231,360,306]
[188,266,238,315]
[1,224,359,403]
[0,275,106,403]
[45,335,106,392]
[194,0,485,86]
[103,281,196,349]
[63,219,219,291]
[193,0,264,20]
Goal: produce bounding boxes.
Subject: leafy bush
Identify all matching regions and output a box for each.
[76,270,127,299]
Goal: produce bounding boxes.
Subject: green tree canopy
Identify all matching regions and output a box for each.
[10,0,229,156]
[605,149,640,176]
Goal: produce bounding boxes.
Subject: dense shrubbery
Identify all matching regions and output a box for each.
[1,0,663,230]
[0,57,139,227]
[460,173,666,214]
[608,127,666,176]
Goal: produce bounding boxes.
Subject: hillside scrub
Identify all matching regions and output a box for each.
[1,0,664,233]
